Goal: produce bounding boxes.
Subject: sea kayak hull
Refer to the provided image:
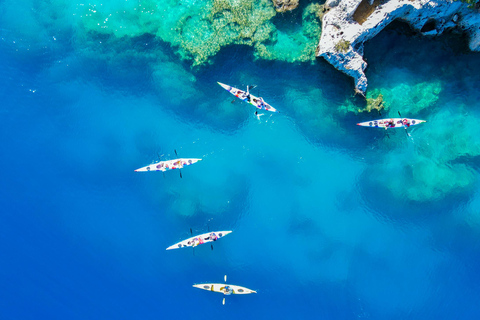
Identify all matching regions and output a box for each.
[166,231,232,250]
[218,82,278,113]
[357,118,426,128]
[135,158,202,172]
[193,283,256,295]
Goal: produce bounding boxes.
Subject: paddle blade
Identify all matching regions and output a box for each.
[222,298,225,305]
[224,275,227,282]
[174,149,178,156]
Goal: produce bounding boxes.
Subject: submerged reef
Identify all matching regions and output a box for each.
[338,92,385,113]
[364,93,384,113]
[372,80,442,114]
[77,0,322,66]
[367,106,480,202]
[339,80,442,114]
[259,3,323,61]
[371,153,475,202]
[272,0,299,12]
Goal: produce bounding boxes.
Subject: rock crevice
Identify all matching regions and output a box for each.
[317,0,480,95]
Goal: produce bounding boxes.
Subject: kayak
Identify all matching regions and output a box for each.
[193,283,256,295]
[166,231,232,250]
[217,82,278,113]
[357,118,426,128]
[135,158,202,172]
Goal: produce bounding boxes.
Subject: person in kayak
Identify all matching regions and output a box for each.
[206,232,218,241]
[402,118,410,127]
[237,91,248,101]
[246,86,253,103]
[258,97,267,110]
[385,118,395,129]
[223,286,233,295]
[192,237,201,247]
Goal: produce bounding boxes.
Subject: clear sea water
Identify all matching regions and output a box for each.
[1,2,480,319]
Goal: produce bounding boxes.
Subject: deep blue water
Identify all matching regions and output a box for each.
[2,5,480,320]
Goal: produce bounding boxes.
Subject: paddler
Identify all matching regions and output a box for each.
[246,86,252,102]
[258,97,266,110]
[385,118,395,130]
[206,232,218,241]
[223,286,233,295]
[192,237,200,247]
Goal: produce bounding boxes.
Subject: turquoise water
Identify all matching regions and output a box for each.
[1,2,480,319]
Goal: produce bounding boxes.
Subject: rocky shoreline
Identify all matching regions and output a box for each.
[316,0,480,95]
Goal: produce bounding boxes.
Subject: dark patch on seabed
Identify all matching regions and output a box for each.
[364,20,471,72]
[357,167,474,226]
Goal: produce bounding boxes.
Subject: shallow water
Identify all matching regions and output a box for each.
[1,3,480,319]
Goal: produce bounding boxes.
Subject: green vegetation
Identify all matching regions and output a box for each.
[457,0,478,8]
[364,93,385,113]
[338,80,441,115]
[76,0,323,67]
[334,39,350,53]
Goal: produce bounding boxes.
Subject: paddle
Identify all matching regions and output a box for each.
[157,153,166,178]
[222,275,227,305]
[174,149,183,178]
[207,226,214,250]
[245,85,254,109]
[398,111,410,137]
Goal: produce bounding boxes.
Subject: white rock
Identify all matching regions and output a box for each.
[316,0,480,95]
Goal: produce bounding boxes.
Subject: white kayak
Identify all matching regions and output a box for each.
[357,118,426,129]
[193,283,256,295]
[135,158,202,172]
[166,231,232,250]
[218,82,278,113]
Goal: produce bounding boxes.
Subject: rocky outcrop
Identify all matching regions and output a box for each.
[316,0,480,95]
[272,0,300,12]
